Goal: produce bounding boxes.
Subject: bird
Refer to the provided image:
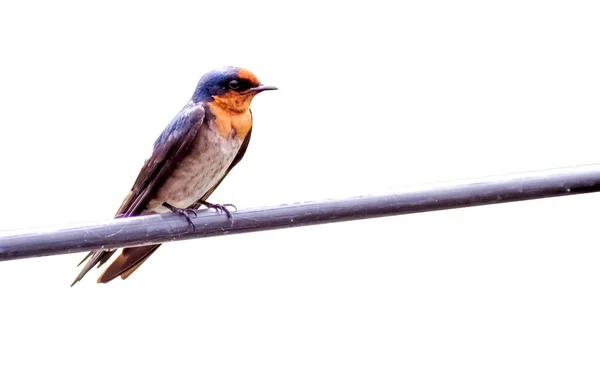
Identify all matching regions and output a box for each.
[71,66,276,286]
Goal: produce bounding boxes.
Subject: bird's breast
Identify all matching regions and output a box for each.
[149,121,245,212]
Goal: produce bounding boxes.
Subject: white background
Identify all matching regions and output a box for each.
[0,1,599,387]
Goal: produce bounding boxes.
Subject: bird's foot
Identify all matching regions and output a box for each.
[162,202,197,231]
[198,200,236,219]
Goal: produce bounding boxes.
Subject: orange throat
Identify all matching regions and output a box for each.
[209,93,254,140]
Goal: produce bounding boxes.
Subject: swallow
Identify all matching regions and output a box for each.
[71,66,276,286]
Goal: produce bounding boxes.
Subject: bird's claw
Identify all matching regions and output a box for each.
[199,200,236,219]
[162,202,197,231]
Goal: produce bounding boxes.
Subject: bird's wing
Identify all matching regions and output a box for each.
[71,103,206,286]
[97,128,254,284]
[116,102,206,217]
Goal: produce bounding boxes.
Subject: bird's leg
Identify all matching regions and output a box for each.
[198,200,236,219]
[162,202,197,231]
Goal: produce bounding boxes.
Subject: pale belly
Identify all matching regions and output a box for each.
[148,124,243,213]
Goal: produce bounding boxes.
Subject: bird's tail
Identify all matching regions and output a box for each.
[71,250,118,286]
[96,244,162,283]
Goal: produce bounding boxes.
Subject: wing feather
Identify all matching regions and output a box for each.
[70,103,205,286]
[97,127,253,283]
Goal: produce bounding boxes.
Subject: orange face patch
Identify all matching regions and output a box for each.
[237,68,260,86]
[212,90,256,113]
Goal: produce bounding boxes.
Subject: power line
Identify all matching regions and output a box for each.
[1,163,600,261]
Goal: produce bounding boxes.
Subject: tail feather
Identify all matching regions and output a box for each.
[71,250,117,287]
[97,244,162,284]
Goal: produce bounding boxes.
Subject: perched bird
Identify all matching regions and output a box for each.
[71,66,276,286]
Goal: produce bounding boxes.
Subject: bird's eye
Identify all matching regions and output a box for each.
[228,80,240,90]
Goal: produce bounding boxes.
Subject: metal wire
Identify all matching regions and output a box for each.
[1,163,600,261]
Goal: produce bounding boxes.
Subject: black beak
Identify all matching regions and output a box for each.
[247,84,278,93]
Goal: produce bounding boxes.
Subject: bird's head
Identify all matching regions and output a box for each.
[192,66,277,112]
